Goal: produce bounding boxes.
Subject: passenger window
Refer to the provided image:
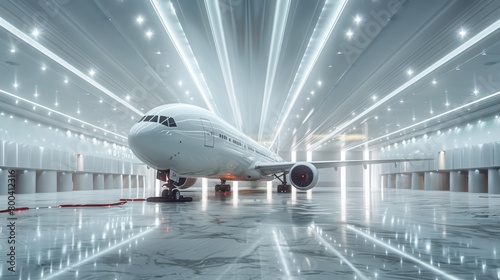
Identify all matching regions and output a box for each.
[168,118,177,127]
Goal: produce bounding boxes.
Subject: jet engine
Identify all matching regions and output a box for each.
[288,162,319,191]
[174,177,197,189]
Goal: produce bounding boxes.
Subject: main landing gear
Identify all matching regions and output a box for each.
[275,173,292,193]
[215,179,231,192]
[146,180,193,202]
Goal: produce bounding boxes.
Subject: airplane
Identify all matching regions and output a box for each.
[128,103,430,200]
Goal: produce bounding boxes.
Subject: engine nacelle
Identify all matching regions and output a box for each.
[174,177,197,189]
[287,162,319,191]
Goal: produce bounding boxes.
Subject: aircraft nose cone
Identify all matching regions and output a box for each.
[128,123,162,168]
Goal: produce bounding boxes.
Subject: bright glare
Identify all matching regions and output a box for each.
[146,30,153,38]
[89,69,95,77]
[346,29,353,38]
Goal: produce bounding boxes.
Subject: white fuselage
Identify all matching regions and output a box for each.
[128,104,284,181]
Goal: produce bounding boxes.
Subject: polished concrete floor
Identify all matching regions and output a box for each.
[1,184,500,280]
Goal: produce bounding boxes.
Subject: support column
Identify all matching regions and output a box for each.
[450,171,467,192]
[104,174,114,189]
[17,170,36,194]
[411,172,424,190]
[93,174,104,190]
[388,174,396,188]
[488,169,500,194]
[396,174,411,189]
[73,173,93,191]
[113,174,123,189]
[36,171,57,193]
[380,175,387,188]
[424,172,449,191]
[123,175,131,189]
[469,169,487,193]
[131,175,138,188]
[57,172,73,192]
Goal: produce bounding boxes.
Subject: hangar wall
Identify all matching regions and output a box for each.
[375,114,500,193]
[0,115,148,195]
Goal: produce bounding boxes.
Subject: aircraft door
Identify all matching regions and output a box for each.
[200,118,214,148]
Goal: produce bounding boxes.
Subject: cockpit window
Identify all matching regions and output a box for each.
[139,115,177,127]
[168,118,177,127]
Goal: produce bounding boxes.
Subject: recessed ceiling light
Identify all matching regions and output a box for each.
[374,116,378,120]
[55,102,58,106]
[10,47,16,53]
[136,15,144,25]
[77,110,80,114]
[185,90,189,95]
[178,80,183,86]
[407,69,413,76]
[346,30,353,38]
[99,99,103,103]
[13,82,19,88]
[387,108,391,111]
[64,78,68,84]
[89,69,95,77]
[310,90,315,95]
[31,28,40,38]
[400,100,404,103]
[354,15,362,24]
[430,110,434,114]
[126,95,131,101]
[432,80,437,85]
[445,102,450,107]
[41,65,47,71]
[473,89,479,95]
[459,28,467,38]
[372,95,377,101]
[146,30,153,38]
[15,99,18,104]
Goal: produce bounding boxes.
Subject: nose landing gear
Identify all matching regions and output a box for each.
[147,179,192,202]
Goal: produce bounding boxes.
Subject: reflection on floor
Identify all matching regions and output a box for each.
[1,184,500,279]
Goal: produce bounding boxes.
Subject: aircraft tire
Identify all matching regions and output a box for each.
[172,189,180,200]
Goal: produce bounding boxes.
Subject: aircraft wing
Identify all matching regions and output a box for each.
[254,158,432,176]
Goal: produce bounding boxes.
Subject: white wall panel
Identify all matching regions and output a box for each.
[453,148,463,169]
[495,142,500,166]
[480,143,494,168]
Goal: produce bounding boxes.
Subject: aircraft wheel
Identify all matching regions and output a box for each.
[215,185,221,192]
[172,189,180,200]
[162,189,170,197]
[226,185,231,192]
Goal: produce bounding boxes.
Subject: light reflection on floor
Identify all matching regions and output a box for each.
[0,184,499,279]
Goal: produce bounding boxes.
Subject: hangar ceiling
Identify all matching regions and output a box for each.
[1,0,500,152]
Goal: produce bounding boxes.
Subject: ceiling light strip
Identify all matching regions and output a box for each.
[151,0,220,115]
[0,17,142,116]
[0,88,127,140]
[270,0,349,148]
[346,89,500,151]
[312,19,500,151]
[258,0,291,141]
[204,0,243,131]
